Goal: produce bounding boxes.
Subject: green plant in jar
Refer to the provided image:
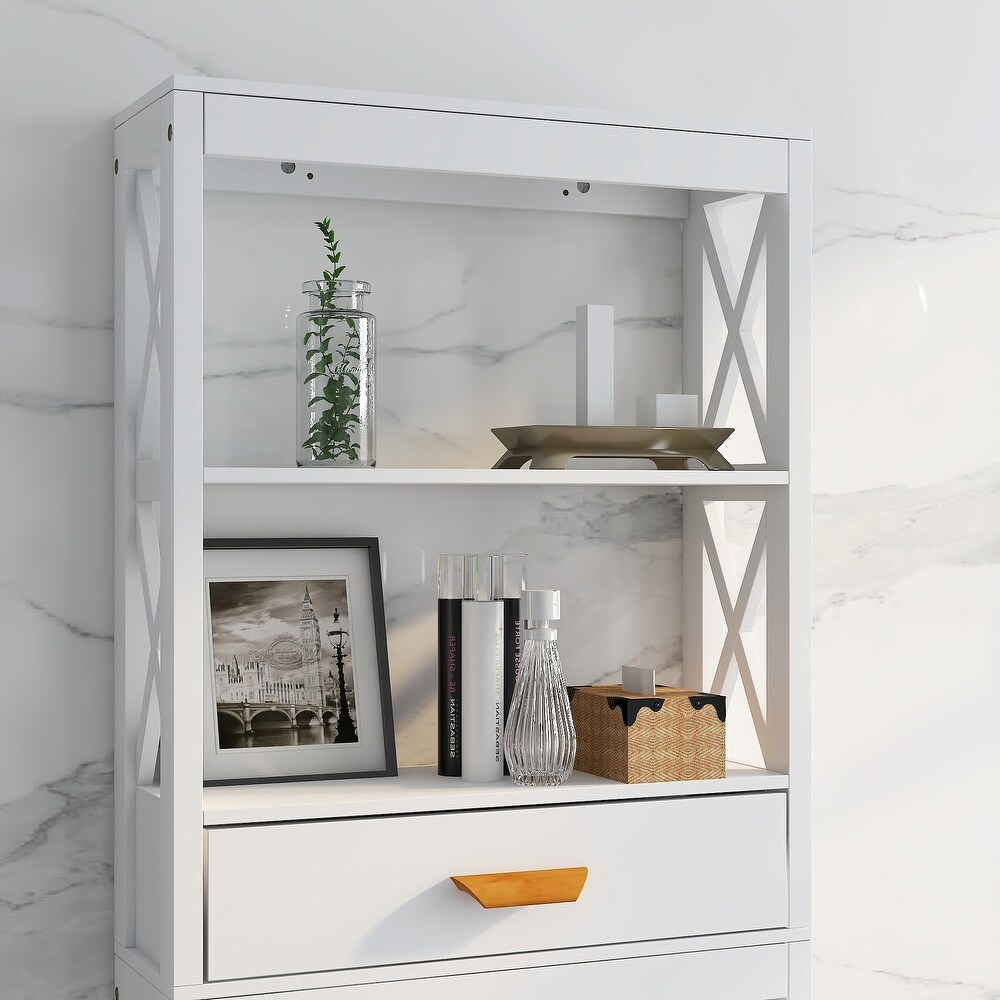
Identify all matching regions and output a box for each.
[298,218,376,464]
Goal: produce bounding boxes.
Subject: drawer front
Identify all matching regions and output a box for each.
[235,945,789,999]
[206,793,787,981]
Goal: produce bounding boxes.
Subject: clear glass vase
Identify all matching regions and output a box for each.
[503,590,577,786]
[296,279,375,467]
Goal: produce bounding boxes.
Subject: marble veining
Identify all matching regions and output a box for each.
[813,461,1000,619]
[814,956,1000,1000]
[13,596,113,643]
[814,187,1000,251]
[2,3,1000,997]
[381,312,681,367]
[379,404,472,455]
[0,759,112,1000]
[27,0,211,76]
[0,390,111,415]
[0,303,111,334]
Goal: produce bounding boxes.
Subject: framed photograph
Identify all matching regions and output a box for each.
[203,538,397,785]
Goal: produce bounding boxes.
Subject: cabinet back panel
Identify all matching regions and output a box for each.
[205,483,682,767]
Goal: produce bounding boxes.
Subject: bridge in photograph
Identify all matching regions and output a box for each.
[217,701,337,734]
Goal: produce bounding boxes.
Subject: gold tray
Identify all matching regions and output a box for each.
[491,425,734,471]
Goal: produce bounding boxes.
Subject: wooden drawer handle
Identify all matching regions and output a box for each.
[451,866,588,908]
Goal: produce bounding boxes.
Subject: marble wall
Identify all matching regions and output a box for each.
[1,2,997,999]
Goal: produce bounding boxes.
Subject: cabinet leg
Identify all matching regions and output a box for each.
[787,941,811,998]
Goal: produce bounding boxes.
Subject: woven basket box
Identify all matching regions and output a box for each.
[569,684,726,783]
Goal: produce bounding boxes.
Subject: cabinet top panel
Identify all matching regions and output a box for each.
[114,74,811,141]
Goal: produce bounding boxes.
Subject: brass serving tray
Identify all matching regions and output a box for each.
[491,425,735,471]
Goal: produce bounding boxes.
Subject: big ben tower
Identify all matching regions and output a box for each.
[300,584,324,707]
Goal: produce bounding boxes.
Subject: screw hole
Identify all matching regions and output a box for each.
[576,181,591,194]
[167,124,173,141]
[114,159,119,175]
[306,171,314,180]
[562,189,569,197]
[280,161,296,174]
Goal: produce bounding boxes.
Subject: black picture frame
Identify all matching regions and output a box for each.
[202,537,397,785]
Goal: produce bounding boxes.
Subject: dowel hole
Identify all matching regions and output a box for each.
[562,189,569,196]
[167,124,173,141]
[114,159,119,175]
[307,171,314,180]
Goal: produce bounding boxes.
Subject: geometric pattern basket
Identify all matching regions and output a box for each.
[569,685,726,783]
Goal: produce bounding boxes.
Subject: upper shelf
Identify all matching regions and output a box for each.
[204,467,790,487]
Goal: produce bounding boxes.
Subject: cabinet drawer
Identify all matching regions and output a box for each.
[206,793,787,981]
[223,945,790,999]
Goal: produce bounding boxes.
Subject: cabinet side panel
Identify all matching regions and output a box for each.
[788,940,812,999]
[114,98,163,951]
[764,139,812,931]
[135,789,164,964]
[786,139,812,932]
[681,196,709,691]
[158,89,206,986]
[114,956,169,1000]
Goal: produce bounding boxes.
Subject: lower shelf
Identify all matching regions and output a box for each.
[188,762,788,826]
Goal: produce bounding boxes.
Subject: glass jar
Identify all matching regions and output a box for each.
[296,279,375,467]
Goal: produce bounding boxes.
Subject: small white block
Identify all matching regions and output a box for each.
[576,304,615,426]
[622,665,657,696]
[636,393,698,427]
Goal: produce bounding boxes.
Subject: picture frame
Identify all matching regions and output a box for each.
[203,537,397,785]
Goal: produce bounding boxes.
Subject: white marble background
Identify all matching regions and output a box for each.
[204,192,682,466]
[1,2,998,998]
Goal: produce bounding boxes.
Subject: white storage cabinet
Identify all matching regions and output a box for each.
[113,77,811,999]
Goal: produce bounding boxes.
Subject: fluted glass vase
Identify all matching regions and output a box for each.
[503,634,577,786]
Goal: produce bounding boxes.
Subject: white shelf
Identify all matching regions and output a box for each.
[194,763,789,826]
[204,467,789,488]
[115,79,810,987]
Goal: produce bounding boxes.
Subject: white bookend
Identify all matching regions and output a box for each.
[636,393,699,427]
[576,304,615,426]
